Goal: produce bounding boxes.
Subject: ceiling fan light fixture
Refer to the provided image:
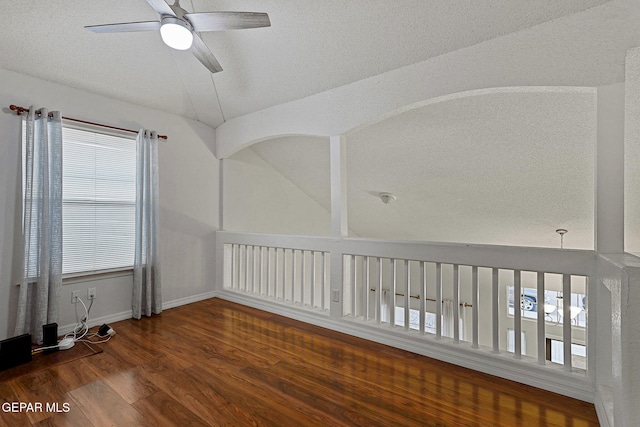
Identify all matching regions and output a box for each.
[160,16,193,50]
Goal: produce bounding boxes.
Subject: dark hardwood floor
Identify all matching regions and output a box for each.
[1,298,599,426]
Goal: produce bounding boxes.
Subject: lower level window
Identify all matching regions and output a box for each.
[546,338,587,370]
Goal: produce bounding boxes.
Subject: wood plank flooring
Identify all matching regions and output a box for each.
[0,298,600,426]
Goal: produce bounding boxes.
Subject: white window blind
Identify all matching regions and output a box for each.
[62,126,136,274]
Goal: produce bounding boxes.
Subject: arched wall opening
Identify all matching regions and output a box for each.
[222,87,597,249]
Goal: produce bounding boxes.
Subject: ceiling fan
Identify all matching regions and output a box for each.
[85,0,271,74]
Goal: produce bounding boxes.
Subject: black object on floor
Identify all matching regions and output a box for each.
[0,333,32,371]
[42,323,59,354]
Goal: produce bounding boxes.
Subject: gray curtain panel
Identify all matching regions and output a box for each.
[14,107,63,344]
[132,129,162,319]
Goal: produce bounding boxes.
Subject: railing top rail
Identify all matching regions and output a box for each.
[341,238,595,276]
[217,231,336,252]
[216,231,596,276]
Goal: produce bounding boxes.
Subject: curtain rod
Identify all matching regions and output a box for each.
[9,104,168,140]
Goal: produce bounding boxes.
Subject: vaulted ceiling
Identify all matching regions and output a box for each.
[1,0,634,130]
[4,0,640,249]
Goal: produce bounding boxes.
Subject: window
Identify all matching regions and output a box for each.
[389,307,465,339]
[23,123,137,275]
[507,286,586,328]
[62,126,136,274]
[507,328,527,354]
[546,338,587,370]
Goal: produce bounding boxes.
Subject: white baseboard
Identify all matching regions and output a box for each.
[58,291,219,335]
[216,289,595,403]
[595,385,614,427]
[59,309,133,336]
[162,291,218,310]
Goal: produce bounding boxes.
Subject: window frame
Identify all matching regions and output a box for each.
[61,121,138,279]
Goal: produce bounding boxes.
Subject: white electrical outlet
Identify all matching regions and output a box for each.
[331,289,340,303]
[71,290,81,303]
[87,287,96,300]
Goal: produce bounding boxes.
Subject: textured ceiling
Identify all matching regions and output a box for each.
[3,0,636,248]
[346,91,596,249]
[0,0,625,129]
[247,90,596,249]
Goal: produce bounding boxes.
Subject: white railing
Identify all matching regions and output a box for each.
[216,231,597,401]
[221,233,333,314]
[342,255,589,371]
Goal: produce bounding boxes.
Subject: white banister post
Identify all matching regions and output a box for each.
[616,265,640,426]
[215,161,225,292]
[330,135,348,319]
[330,135,348,237]
[514,270,522,359]
[596,84,624,254]
[562,274,572,372]
[215,232,225,292]
[219,159,224,231]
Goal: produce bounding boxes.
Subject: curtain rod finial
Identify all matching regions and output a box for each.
[9,104,28,115]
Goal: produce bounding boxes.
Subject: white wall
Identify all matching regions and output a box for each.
[223,146,331,236]
[0,68,219,340]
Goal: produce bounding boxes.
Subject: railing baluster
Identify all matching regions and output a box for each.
[267,247,272,297]
[235,244,240,290]
[252,246,258,294]
[537,272,545,364]
[420,261,426,335]
[472,266,479,348]
[363,256,370,320]
[351,255,357,317]
[291,249,297,303]
[453,264,460,344]
[300,250,306,306]
[238,245,243,290]
[239,245,243,291]
[231,244,236,289]
[229,244,234,289]
[275,248,280,299]
[272,247,277,297]
[435,263,442,339]
[280,248,287,301]
[563,274,572,372]
[390,259,397,328]
[376,257,382,324]
[321,252,326,310]
[514,270,522,359]
[492,268,499,353]
[404,260,410,331]
[245,245,249,292]
[256,246,263,295]
[311,251,316,309]
[282,248,288,300]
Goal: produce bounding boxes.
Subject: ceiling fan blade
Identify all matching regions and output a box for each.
[146,0,176,17]
[190,33,223,73]
[185,12,271,31]
[85,21,161,33]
